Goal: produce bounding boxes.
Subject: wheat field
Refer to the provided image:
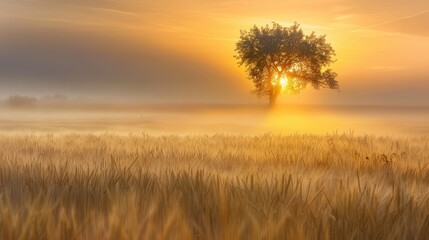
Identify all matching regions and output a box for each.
[0,133,428,239]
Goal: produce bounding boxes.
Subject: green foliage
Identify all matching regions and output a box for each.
[235,22,338,104]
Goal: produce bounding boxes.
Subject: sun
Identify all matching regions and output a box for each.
[271,73,289,91]
[280,75,288,89]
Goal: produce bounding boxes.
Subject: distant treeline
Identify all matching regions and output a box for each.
[3,94,68,108]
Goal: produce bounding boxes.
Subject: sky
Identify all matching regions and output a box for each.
[0,0,428,106]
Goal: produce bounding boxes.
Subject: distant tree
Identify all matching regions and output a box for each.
[234,22,338,106]
[6,95,38,108]
[41,94,68,103]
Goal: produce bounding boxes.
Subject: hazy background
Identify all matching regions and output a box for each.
[0,0,428,106]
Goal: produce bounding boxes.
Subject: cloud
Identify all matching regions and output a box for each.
[327,0,429,37]
[378,11,429,37]
[369,66,407,72]
[0,22,249,103]
[333,14,359,21]
[347,10,429,36]
[0,0,428,106]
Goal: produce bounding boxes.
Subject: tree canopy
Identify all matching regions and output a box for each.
[234,22,338,106]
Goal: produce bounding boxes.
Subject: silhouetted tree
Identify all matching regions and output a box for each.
[235,22,338,106]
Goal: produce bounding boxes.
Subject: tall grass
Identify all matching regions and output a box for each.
[0,133,428,239]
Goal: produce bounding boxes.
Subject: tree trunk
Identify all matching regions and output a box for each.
[269,94,277,107]
[269,86,280,107]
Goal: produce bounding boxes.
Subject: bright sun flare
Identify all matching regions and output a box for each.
[271,63,305,94]
[280,76,288,89]
[271,73,289,91]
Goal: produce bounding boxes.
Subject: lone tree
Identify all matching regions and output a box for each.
[235,22,338,106]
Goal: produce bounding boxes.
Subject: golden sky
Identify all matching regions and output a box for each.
[0,0,428,105]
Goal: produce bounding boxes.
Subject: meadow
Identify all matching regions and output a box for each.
[0,132,428,239]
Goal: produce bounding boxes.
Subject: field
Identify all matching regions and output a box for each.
[0,133,428,239]
[0,105,428,239]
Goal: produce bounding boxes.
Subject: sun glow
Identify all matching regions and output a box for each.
[280,76,288,89]
[271,63,307,94]
[271,73,289,91]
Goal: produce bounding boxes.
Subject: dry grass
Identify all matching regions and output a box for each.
[0,133,428,239]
